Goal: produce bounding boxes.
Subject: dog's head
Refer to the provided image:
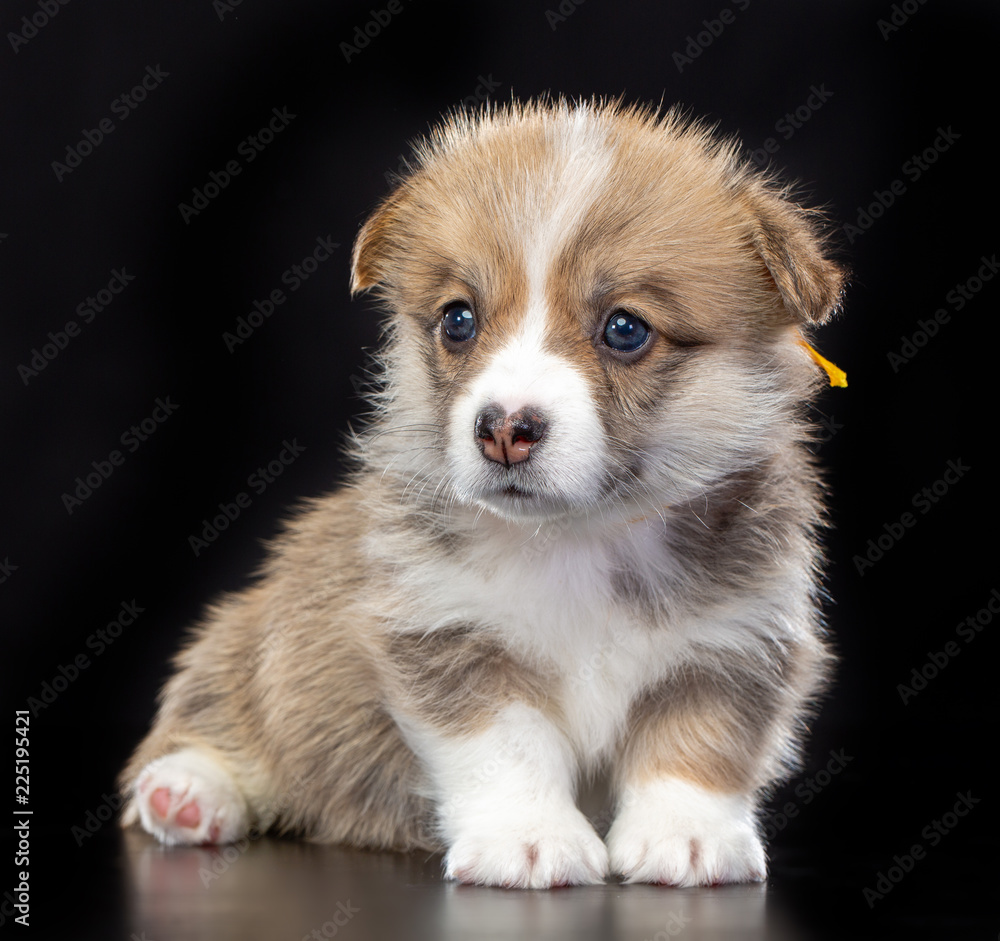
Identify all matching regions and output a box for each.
[351,100,844,522]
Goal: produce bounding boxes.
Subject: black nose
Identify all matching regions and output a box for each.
[474,405,547,467]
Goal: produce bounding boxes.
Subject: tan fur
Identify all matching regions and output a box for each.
[382,626,555,736]
[616,632,831,794]
[121,99,845,878]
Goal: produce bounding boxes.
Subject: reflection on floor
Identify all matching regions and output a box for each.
[122,829,803,941]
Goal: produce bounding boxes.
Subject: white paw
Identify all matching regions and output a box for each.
[132,748,249,846]
[607,778,766,887]
[444,806,609,889]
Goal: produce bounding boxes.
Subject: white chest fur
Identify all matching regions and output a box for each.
[370,509,696,764]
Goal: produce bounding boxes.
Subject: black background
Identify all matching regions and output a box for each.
[2,0,997,937]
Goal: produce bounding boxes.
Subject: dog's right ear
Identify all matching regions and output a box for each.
[350,197,399,295]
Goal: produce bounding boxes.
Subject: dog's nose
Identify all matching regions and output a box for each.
[474,405,547,466]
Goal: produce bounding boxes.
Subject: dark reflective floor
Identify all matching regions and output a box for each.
[0,726,978,941]
[120,831,789,941]
[32,823,986,941]
[12,729,995,940]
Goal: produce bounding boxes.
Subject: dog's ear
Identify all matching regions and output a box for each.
[746,185,846,325]
[350,197,400,295]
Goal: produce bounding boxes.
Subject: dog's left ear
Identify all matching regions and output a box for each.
[745,185,846,325]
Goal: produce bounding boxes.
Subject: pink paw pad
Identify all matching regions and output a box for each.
[149,787,174,819]
[149,786,203,832]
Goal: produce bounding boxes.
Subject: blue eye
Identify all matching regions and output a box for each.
[442,304,476,343]
[603,310,651,353]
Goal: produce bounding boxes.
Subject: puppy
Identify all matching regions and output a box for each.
[120,99,845,888]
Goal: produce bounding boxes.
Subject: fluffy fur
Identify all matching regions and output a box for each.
[120,99,845,888]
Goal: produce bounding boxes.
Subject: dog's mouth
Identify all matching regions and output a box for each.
[471,477,562,520]
[485,481,541,507]
[471,461,664,525]
[470,470,603,522]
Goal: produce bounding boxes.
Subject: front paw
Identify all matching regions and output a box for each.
[607,778,765,887]
[445,806,609,889]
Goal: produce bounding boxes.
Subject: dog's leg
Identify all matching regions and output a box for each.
[404,701,608,888]
[385,627,608,887]
[116,621,274,847]
[606,653,812,886]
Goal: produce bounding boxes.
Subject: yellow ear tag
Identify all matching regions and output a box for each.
[798,337,847,388]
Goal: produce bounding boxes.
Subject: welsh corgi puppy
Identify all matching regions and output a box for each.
[120,99,845,889]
